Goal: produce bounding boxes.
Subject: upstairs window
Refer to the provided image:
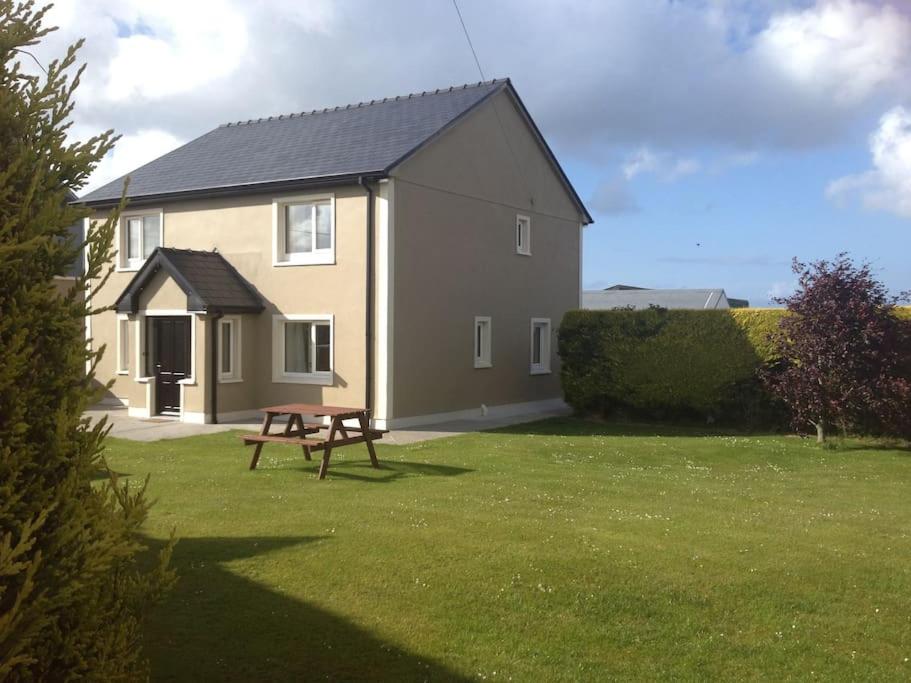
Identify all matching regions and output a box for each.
[274,195,335,265]
[516,214,531,256]
[530,318,551,374]
[474,316,492,368]
[120,213,161,269]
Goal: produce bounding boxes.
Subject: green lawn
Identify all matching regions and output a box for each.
[103,419,911,681]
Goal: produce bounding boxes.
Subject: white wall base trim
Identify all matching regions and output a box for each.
[181,411,208,424]
[216,409,262,423]
[377,397,568,430]
[127,406,151,418]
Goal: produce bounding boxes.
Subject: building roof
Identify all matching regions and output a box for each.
[79,79,591,222]
[582,288,731,311]
[115,248,264,315]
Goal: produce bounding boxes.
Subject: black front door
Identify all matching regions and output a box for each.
[151,316,190,415]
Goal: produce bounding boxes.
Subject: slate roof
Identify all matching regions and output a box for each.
[116,248,264,314]
[79,79,591,222]
[80,80,498,203]
[582,288,733,311]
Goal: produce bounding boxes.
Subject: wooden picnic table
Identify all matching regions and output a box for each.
[240,403,385,480]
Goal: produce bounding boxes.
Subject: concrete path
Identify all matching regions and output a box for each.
[86,405,570,446]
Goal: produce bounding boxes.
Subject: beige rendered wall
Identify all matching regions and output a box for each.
[138,269,187,310]
[389,90,585,419]
[88,184,370,419]
[52,275,80,298]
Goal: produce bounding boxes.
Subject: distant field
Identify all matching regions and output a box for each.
[104,418,911,680]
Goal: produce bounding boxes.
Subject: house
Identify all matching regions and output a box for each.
[79,79,592,429]
[583,286,749,310]
[52,190,85,297]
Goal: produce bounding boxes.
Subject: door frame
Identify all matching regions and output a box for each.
[149,316,191,416]
[141,310,196,418]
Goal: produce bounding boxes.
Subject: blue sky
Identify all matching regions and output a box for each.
[572,139,911,304]
[31,0,911,306]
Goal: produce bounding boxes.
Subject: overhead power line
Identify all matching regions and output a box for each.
[450,0,535,208]
[452,0,485,81]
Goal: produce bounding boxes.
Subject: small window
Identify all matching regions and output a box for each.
[273,315,333,383]
[274,195,335,265]
[530,318,551,374]
[474,316,492,368]
[218,317,242,382]
[116,316,130,374]
[121,213,161,269]
[516,214,531,256]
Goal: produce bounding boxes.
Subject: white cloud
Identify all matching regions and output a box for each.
[753,0,911,106]
[622,148,701,181]
[97,1,250,101]
[83,129,185,193]
[16,0,911,194]
[827,106,911,218]
[767,280,797,303]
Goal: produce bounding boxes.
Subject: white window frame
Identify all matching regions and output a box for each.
[530,318,552,375]
[516,214,531,256]
[117,209,163,271]
[474,316,492,368]
[272,193,336,266]
[116,314,130,375]
[218,316,242,383]
[272,314,334,385]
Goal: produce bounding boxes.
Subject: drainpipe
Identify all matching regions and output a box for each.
[210,311,223,424]
[358,176,374,413]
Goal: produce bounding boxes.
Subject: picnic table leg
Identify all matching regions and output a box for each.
[318,418,338,480]
[250,413,274,470]
[359,413,380,469]
[289,414,313,460]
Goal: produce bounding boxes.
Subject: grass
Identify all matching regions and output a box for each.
[103,418,911,681]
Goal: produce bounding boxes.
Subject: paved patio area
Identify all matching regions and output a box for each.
[85,404,571,446]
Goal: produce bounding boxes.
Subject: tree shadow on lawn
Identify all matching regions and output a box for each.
[497,417,911,453]
[825,440,911,454]
[291,459,474,483]
[142,535,468,682]
[490,416,783,439]
[90,467,130,482]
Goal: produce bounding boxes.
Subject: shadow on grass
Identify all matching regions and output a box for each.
[495,417,911,453]
[90,468,130,482]
[293,460,474,483]
[142,535,468,681]
[490,416,783,439]
[824,440,911,454]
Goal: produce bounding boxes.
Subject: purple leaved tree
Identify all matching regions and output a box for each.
[764,254,911,443]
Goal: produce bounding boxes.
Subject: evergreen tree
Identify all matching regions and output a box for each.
[0,2,174,679]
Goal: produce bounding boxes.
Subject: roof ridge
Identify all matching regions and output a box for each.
[219,78,508,128]
[159,246,221,257]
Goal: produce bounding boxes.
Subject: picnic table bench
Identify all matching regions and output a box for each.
[240,403,386,479]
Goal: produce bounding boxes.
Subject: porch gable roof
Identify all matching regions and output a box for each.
[115,248,264,315]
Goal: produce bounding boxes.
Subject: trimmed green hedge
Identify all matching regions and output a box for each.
[558,308,788,426]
